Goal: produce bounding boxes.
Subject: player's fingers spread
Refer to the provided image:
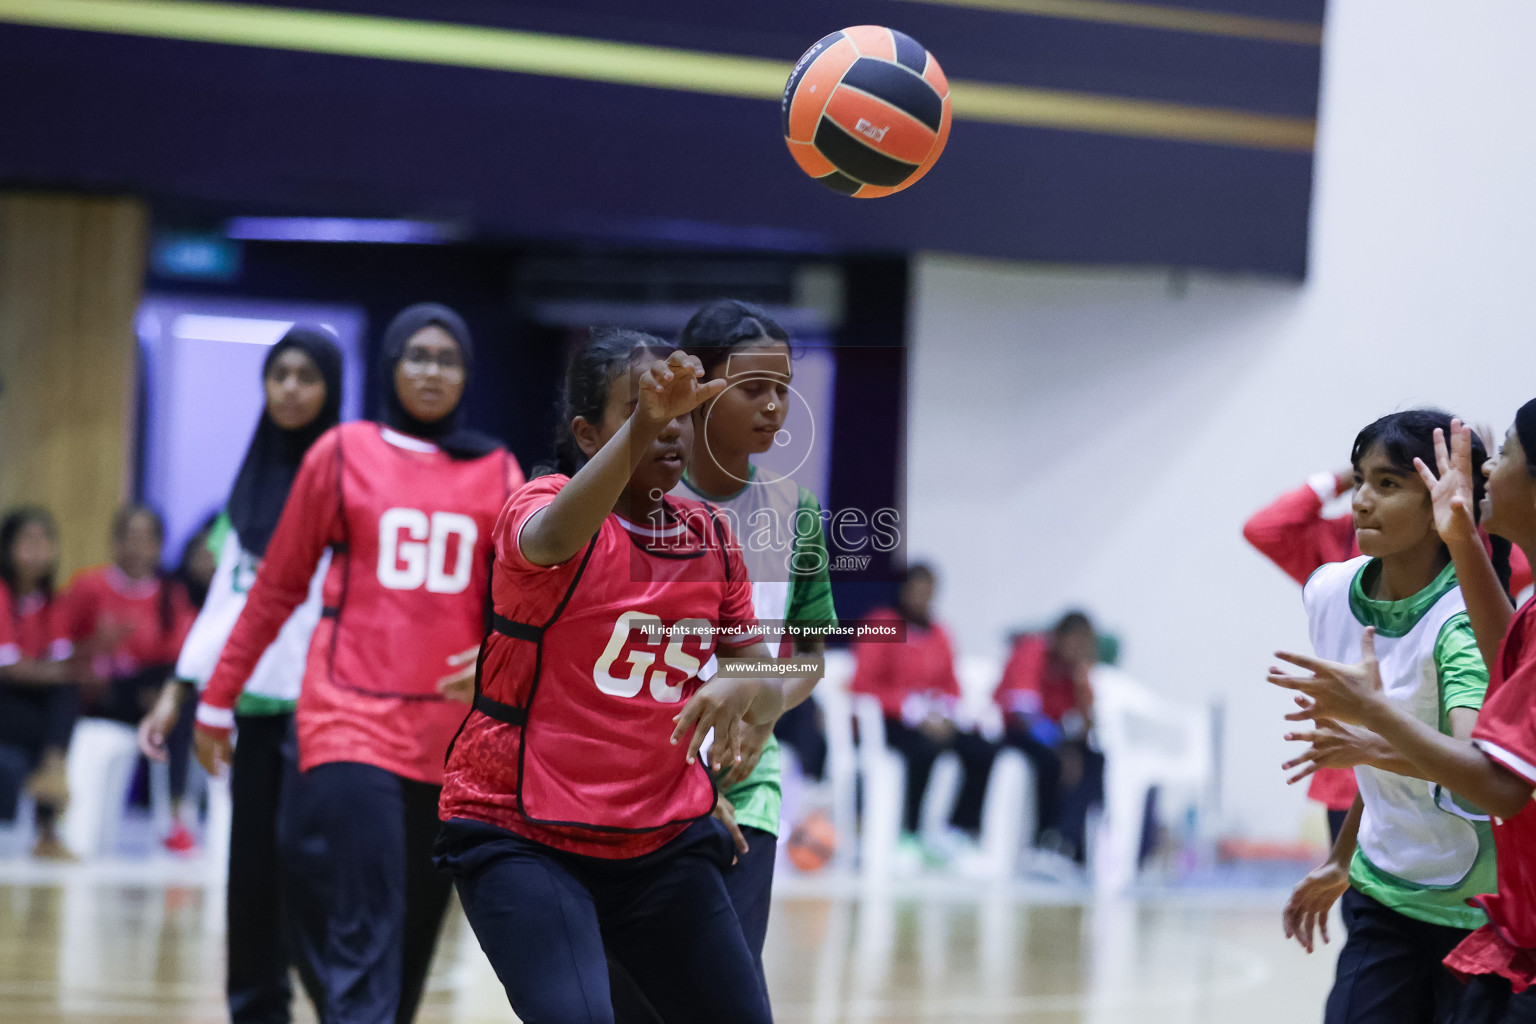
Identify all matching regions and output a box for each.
[1287,764,1318,785]
[685,718,712,766]
[1274,650,1327,672]
[1267,672,1312,692]
[1414,457,1440,490]
[1360,627,1377,662]
[671,694,706,745]
[713,716,742,773]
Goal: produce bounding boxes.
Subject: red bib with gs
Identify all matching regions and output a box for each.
[440,475,762,857]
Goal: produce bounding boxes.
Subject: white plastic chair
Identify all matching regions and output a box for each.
[848,653,1036,881]
[810,649,859,871]
[61,718,140,857]
[1088,664,1213,892]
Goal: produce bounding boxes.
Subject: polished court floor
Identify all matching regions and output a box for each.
[0,856,1337,1024]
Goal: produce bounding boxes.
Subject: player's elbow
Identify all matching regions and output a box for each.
[1478,762,1536,820]
[1241,518,1275,553]
[1486,782,1535,822]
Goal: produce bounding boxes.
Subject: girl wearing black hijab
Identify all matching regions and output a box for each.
[138,324,342,1023]
[194,304,522,1024]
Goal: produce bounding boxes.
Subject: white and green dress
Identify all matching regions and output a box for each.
[1303,555,1494,929]
[182,513,328,728]
[675,465,837,837]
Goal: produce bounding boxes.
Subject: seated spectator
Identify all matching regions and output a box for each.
[66,505,197,852]
[994,611,1106,864]
[176,512,221,611]
[0,507,78,859]
[850,563,996,865]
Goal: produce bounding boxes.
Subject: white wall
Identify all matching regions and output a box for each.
[907,0,1536,840]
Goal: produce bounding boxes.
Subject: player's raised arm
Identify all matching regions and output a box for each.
[520,350,726,566]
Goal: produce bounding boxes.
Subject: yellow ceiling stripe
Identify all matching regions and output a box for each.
[954,81,1314,150]
[0,0,1314,152]
[892,0,1323,46]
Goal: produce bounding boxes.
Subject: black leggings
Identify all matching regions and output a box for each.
[437,816,772,1024]
[882,718,997,836]
[226,714,324,1024]
[1453,975,1536,1023]
[0,681,79,825]
[282,761,453,1024]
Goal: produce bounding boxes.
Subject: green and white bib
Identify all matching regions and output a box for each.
[1303,556,1493,929]
[174,513,329,715]
[675,466,837,836]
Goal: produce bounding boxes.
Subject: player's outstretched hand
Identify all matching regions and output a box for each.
[672,676,761,772]
[1283,859,1349,953]
[194,727,233,777]
[1414,420,1479,547]
[137,682,183,762]
[1268,628,1384,726]
[721,721,775,787]
[1281,721,1384,784]
[634,351,727,433]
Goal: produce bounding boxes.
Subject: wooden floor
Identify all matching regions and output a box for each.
[0,862,1336,1023]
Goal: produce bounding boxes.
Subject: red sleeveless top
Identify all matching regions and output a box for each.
[440,474,762,858]
[203,423,521,783]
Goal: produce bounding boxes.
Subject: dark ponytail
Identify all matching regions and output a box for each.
[537,329,675,478]
[678,299,792,380]
[1351,410,1510,595]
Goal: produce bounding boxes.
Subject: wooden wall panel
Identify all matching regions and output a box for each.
[0,192,147,579]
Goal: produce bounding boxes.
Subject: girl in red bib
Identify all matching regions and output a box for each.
[437,330,782,1024]
[196,304,523,1024]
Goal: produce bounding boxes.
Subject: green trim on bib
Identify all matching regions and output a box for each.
[1348,559,1459,637]
[235,692,299,716]
[1349,830,1494,931]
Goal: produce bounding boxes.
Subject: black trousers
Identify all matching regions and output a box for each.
[774,700,827,780]
[282,761,453,1024]
[1329,808,1351,844]
[437,815,772,1024]
[0,680,79,825]
[610,824,779,1024]
[1000,728,1064,845]
[1453,975,1536,1023]
[227,714,324,1024]
[883,718,997,836]
[1326,888,1471,1024]
[0,681,79,755]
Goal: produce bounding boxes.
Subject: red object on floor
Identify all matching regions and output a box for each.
[163,824,196,854]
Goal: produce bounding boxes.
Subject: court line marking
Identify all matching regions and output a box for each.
[0,0,1314,152]
[892,0,1322,46]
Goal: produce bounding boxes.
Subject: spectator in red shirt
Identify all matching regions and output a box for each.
[994,611,1105,864]
[850,563,996,862]
[65,505,197,849]
[0,507,77,858]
